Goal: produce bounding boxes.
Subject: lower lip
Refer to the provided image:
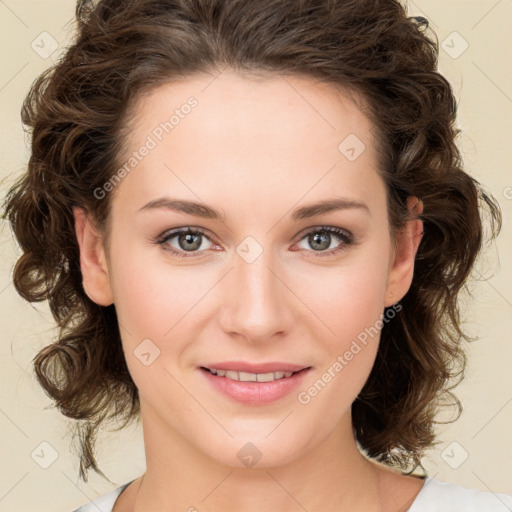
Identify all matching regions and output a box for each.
[199,367,311,404]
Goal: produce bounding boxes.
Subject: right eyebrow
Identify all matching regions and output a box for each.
[138,198,224,220]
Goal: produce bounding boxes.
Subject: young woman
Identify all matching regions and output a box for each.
[3,0,511,511]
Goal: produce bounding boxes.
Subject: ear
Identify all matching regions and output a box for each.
[384,196,424,307]
[73,207,114,306]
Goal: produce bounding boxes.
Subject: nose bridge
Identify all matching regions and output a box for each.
[219,237,292,342]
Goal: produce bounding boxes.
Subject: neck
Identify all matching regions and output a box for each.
[130,401,385,512]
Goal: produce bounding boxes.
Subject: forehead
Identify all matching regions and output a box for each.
[125,70,377,155]
[113,71,385,220]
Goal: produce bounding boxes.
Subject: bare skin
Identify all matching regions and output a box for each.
[112,462,426,512]
[75,70,425,512]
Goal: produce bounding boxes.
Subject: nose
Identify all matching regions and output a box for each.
[217,246,296,345]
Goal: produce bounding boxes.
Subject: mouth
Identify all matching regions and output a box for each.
[199,364,312,404]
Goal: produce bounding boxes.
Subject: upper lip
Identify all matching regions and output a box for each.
[200,361,311,373]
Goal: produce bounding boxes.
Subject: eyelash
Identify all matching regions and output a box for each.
[155,226,355,259]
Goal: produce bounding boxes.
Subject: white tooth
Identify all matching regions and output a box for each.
[238,372,258,382]
[256,372,277,382]
[213,369,295,382]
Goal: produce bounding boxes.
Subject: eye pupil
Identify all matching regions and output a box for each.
[179,232,202,251]
[309,232,330,251]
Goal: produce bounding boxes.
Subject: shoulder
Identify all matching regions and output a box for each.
[408,476,512,512]
[71,481,133,512]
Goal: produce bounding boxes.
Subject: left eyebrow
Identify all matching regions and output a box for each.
[291,198,370,220]
[137,196,370,221]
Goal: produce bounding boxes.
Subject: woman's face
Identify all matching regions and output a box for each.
[76,70,421,468]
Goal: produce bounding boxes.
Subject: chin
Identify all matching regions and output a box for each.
[201,432,309,470]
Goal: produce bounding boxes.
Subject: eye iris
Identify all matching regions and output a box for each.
[179,232,202,251]
[309,231,330,251]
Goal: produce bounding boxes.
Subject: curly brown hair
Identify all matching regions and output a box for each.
[2,0,502,483]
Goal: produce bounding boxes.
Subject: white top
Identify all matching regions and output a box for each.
[72,476,512,511]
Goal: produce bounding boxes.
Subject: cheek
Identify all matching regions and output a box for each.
[108,235,202,335]
[107,249,205,408]
[290,251,390,409]
[289,248,390,344]
[106,239,196,372]
[326,270,386,327]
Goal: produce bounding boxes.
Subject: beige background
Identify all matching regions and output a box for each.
[1,1,511,511]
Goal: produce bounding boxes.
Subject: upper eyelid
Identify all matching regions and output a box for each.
[295,225,352,240]
[157,226,216,244]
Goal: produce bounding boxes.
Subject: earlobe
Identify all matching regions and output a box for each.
[384,197,424,307]
[73,207,114,306]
